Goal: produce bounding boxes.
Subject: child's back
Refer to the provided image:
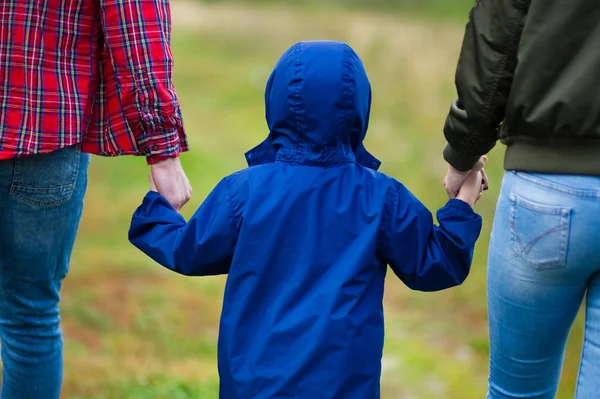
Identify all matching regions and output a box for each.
[130,41,482,399]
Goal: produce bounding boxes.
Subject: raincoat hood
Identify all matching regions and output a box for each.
[245,41,381,170]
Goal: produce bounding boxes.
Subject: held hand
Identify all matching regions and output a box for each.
[456,156,488,207]
[444,165,471,199]
[149,157,192,212]
[444,156,490,199]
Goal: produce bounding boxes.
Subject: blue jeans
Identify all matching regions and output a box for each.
[487,171,600,399]
[0,146,89,398]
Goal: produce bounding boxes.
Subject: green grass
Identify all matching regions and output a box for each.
[58,2,584,398]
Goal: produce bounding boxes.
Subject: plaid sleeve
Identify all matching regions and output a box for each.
[99,0,188,164]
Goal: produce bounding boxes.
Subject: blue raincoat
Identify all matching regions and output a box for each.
[129,41,482,399]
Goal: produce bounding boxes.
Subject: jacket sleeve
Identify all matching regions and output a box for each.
[128,179,238,276]
[379,183,482,292]
[99,0,188,165]
[443,0,531,171]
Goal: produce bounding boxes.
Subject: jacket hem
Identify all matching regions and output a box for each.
[503,138,600,176]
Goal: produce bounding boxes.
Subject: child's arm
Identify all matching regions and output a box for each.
[128,178,238,276]
[379,182,482,291]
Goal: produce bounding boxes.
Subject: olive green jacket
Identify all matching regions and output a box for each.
[444,0,600,175]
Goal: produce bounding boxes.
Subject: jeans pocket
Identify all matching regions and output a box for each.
[10,146,81,207]
[509,193,571,270]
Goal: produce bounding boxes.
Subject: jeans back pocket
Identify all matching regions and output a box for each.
[509,193,571,270]
[10,146,82,207]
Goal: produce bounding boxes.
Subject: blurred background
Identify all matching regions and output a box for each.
[62,0,584,397]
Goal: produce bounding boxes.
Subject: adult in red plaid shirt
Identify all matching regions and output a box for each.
[0,1,191,397]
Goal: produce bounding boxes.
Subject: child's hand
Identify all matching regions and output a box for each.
[456,156,488,207]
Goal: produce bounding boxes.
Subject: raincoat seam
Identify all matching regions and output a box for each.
[377,183,398,255]
[276,159,356,168]
[292,43,305,160]
[340,45,356,153]
[224,176,240,232]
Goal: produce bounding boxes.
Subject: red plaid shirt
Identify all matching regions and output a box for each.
[0,0,188,164]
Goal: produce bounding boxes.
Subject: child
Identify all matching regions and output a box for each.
[129,41,485,399]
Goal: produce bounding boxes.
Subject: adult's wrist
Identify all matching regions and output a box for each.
[443,143,480,172]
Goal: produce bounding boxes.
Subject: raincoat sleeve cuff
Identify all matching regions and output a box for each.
[436,199,483,250]
[444,198,477,215]
[134,191,180,219]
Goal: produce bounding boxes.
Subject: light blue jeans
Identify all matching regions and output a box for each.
[487,171,600,399]
[0,146,89,398]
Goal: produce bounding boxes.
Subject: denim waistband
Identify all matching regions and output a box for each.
[510,171,600,198]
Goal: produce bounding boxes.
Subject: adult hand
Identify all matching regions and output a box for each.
[443,158,489,199]
[149,157,192,212]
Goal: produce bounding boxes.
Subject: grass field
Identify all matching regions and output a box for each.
[59,1,585,397]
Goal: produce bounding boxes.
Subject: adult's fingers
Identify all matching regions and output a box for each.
[472,155,488,173]
[481,168,489,191]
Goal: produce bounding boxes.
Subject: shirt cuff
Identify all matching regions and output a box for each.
[147,153,179,165]
[137,127,189,165]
